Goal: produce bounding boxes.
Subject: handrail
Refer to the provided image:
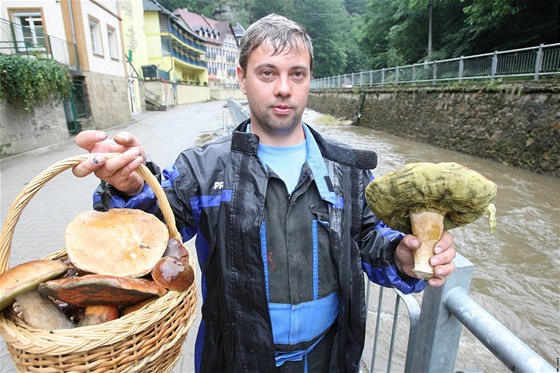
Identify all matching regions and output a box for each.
[445,288,554,372]
[311,43,560,88]
[0,18,79,70]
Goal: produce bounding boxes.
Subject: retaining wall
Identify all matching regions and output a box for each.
[0,100,68,157]
[307,82,560,176]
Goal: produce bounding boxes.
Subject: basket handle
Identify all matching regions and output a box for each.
[0,154,180,272]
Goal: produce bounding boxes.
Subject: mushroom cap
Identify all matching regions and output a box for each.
[163,238,190,261]
[365,162,497,233]
[66,208,169,277]
[37,274,168,307]
[0,260,67,311]
[152,256,194,291]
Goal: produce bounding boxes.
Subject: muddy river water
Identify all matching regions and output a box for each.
[304,110,559,372]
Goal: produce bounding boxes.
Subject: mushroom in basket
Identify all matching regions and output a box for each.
[365,162,497,280]
[0,260,74,330]
[65,208,169,278]
[152,238,194,291]
[37,274,167,326]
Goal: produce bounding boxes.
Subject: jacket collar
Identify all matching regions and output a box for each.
[233,119,338,204]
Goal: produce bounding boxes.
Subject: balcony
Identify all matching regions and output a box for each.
[0,18,79,71]
[169,24,206,54]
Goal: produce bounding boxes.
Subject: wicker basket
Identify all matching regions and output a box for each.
[0,154,198,372]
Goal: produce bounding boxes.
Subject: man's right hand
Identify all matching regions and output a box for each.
[72,130,146,195]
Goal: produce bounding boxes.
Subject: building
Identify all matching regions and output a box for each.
[174,9,239,88]
[126,0,210,106]
[232,22,245,45]
[1,0,132,130]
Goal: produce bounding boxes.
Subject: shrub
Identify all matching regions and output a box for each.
[0,54,72,110]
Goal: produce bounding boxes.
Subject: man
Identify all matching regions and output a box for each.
[73,14,456,372]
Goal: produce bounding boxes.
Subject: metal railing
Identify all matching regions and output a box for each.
[365,254,555,373]
[0,18,79,70]
[228,98,250,123]
[311,43,560,89]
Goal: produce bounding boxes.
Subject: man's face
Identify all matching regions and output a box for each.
[237,41,311,144]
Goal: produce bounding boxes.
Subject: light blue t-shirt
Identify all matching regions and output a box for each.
[258,141,307,194]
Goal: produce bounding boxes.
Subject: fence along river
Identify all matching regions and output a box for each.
[303,110,558,372]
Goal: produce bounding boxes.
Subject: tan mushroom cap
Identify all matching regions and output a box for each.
[66,208,169,277]
[37,274,168,307]
[365,162,497,233]
[0,260,67,311]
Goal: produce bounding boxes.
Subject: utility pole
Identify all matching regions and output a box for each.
[428,0,433,60]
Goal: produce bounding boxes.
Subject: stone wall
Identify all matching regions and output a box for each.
[308,82,560,176]
[0,100,68,157]
[81,71,132,130]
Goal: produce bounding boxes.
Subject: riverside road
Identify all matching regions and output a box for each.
[0,100,231,372]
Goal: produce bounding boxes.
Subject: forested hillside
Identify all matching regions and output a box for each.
[158,0,559,78]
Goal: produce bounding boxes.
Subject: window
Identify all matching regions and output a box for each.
[89,17,103,56]
[11,11,46,50]
[107,26,118,60]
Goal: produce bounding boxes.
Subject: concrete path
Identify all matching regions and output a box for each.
[0,100,233,372]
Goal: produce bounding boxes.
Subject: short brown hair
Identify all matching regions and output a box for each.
[238,14,314,73]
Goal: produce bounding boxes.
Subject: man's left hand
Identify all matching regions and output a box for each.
[395,232,456,287]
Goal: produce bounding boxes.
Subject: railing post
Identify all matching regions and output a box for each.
[369,70,373,86]
[491,51,498,81]
[534,43,544,81]
[459,56,464,83]
[407,253,473,373]
[432,62,437,84]
[396,67,400,84]
[381,68,385,87]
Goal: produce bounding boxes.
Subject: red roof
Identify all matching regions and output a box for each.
[173,8,231,45]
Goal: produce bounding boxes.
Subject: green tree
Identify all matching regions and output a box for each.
[344,0,367,15]
[462,0,559,52]
[361,0,400,68]
[361,0,559,70]
[248,0,352,78]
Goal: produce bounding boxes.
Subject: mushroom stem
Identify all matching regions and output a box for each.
[78,305,120,327]
[409,210,444,280]
[16,291,74,330]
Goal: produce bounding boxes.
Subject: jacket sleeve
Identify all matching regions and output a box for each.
[93,160,160,214]
[92,160,198,242]
[359,172,425,294]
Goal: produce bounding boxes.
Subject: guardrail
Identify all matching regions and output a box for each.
[311,43,560,89]
[0,18,79,70]
[366,254,555,373]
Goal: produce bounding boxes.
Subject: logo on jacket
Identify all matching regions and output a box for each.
[213,181,224,190]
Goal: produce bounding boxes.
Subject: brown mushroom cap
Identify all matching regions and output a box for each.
[37,274,168,307]
[0,260,67,311]
[152,256,194,291]
[163,238,190,261]
[366,162,497,233]
[65,208,169,277]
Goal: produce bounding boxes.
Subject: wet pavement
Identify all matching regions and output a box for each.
[0,100,232,372]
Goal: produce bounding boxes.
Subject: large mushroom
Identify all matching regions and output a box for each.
[37,274,167,326]
[0,260,74,330]
[365,162,497,280]
[65,208,169,277]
